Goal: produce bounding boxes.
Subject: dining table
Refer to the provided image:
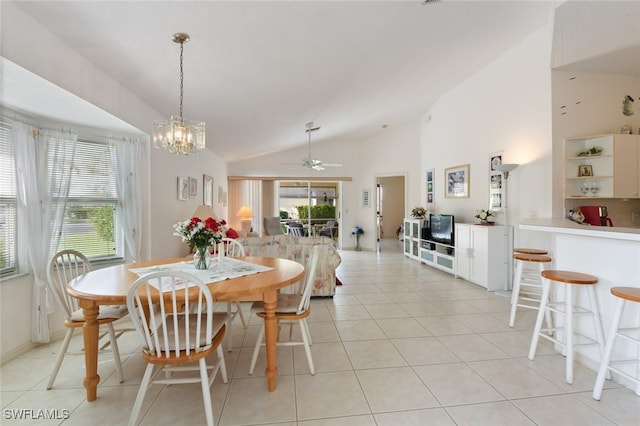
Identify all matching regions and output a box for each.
[66,256,305,402]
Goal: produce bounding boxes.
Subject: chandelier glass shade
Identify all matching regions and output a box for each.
[153,32,205,156]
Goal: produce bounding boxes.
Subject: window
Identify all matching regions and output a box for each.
[50,138,123,261]
[0,122,16,275]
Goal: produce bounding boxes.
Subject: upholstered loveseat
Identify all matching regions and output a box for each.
[234,234,340,297]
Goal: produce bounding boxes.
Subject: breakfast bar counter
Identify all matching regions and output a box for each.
[519,218,640,391]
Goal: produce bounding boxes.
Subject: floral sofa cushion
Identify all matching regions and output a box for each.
[235,234,340,297]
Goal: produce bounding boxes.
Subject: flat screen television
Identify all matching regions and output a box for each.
[429,214,454,246]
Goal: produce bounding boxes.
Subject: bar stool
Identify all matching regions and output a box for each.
[528,270,606,384]
[592,287,640,400]
[514,248,548,255]
[509,253,553,328]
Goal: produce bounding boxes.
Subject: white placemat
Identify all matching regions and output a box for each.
[130,257,274,291]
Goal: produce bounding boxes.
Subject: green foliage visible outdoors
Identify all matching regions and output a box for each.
[279,210,289,219]
[0,237,6,269]
[296,205,335,224]
[57,233,114,257]
[92,206,114,242]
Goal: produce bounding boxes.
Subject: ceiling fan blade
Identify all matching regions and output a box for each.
[321,163,343,167]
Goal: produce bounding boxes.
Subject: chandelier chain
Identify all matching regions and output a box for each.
[179,40,184,121]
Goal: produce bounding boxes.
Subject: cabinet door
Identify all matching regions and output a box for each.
[455,224,471,280]
[469,227,489,287]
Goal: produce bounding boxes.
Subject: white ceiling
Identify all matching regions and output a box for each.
[2,1,561,161]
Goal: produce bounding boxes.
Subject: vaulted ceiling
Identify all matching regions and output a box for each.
[1,1,561,161]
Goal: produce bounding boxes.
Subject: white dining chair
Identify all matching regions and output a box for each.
[249,244,326,376]
[220,237,248,351]
[126,271,229,426]
[46,249,126,390]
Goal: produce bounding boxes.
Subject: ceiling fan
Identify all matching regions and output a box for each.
[284,122,342,171]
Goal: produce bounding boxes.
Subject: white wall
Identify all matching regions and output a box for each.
[421,25,554,250]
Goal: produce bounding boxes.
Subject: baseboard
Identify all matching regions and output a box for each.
[0,329,67,366]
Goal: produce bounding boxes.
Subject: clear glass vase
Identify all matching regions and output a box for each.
[193,246,211,270]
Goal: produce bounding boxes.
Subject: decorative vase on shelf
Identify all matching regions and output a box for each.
[193,246,211,270]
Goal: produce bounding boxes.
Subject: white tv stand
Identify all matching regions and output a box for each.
[403,217,456,275]
[419,240,455,274]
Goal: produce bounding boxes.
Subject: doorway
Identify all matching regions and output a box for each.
[376,175,405,252]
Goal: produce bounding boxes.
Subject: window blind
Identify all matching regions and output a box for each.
[49,138,123,260]
[0,122,16,275]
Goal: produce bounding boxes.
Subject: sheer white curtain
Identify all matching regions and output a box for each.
[110,136,144,261]
[14,123,77,343]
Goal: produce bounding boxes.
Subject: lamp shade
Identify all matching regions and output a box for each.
[495,163,519,173]
[193,204,216,219]
[495,163,519,179]
[237,205,253,219]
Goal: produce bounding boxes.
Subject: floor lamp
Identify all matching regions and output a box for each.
[494,163,518,295]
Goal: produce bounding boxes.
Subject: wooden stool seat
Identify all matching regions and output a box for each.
[513,253,552,263]
[529,269,605,385]
[593,286,640,400]
[541,270,598,285]
[611,286,640,303]
[509,253,553,328]
[514,248,548,255]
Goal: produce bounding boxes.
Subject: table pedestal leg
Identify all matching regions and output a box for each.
[80,300,100,401]
[262,289,278,392]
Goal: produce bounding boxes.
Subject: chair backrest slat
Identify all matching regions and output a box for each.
[221,238,245,257]
[48,250,93,320]
[127,271,214,360]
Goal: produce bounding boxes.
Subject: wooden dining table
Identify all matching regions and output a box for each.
[66,256,305,402]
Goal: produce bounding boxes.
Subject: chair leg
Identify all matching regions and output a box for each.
[235,302,247,328]
[528,277,552,360]
[249,325,265,375]
[593,297,624,400]
[216,345,228,384]
[47,328,74,390]
[128,364,155,426]
[225,303,234,352]
[509,260,524,327]
[565,284,574,384]
[199,358,214,426]
[107,323,125,383]
[299,319,315,375]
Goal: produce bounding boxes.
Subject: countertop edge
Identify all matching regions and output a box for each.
[520,218,640,242]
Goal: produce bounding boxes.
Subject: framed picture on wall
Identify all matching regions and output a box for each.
[203,174,214,207]
[362,188,370,207]
[177,176,188,201]
[426,168,434,206]
[489,151,504,210]
[188,177,198,198]
[445,164,469,198]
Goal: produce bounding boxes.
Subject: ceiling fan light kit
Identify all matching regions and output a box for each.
[153,32,205,156]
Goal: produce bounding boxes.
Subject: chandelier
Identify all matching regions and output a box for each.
[153,33,205,156]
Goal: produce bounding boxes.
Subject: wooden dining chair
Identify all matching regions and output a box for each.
[126,271,229,426]
[220,237,248,350]
[248,244,326,376]
[46,249,126,390]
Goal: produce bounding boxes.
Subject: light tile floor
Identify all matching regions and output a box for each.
[2,240,639,425]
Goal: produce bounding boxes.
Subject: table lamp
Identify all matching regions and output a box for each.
[192,204,216,219]
[237,205,253,233]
